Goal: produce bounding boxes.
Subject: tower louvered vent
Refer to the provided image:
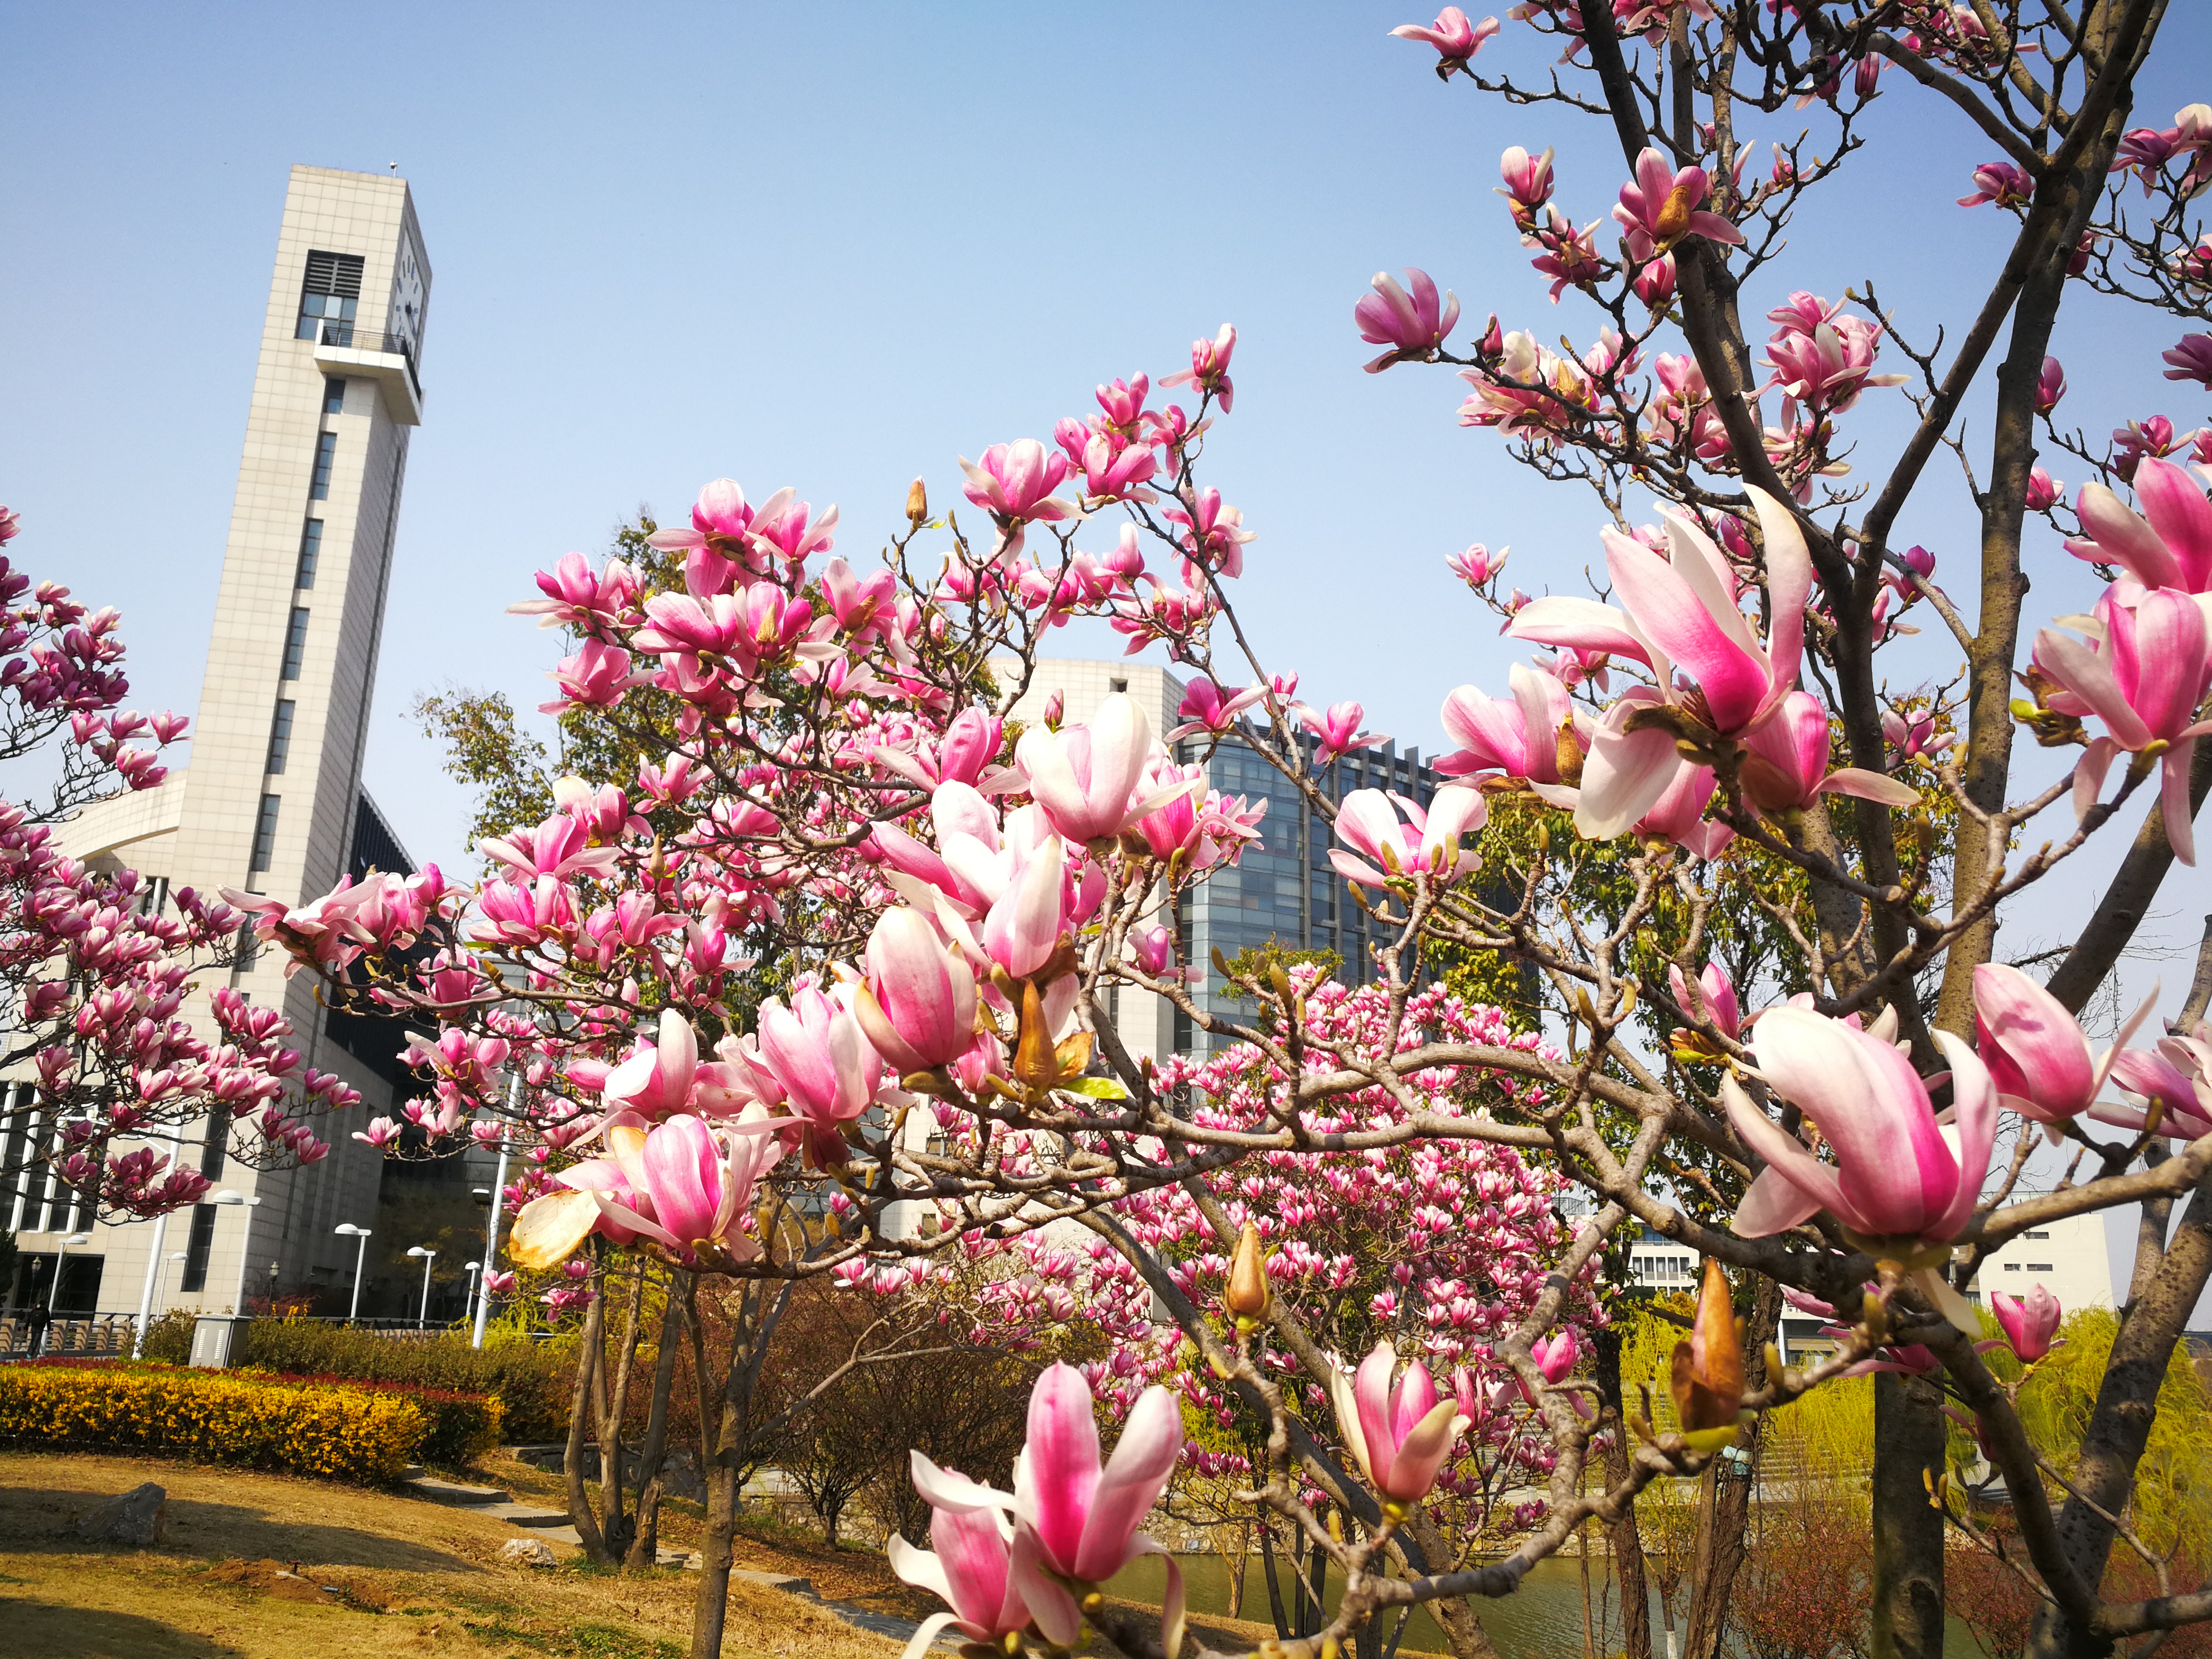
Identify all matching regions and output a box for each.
[303,250,364,298]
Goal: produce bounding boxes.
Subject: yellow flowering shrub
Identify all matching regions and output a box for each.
[0,1364,426,1483]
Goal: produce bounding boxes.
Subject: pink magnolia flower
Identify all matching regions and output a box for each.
[1725,1008,1996,1322]
[1958,161,2033,208]
[1668,961,1741,1041]
[1163,486,1256,579]
[1168,678,1263,741]
[749,982,882,1161]
[1992,1284,2064,1363]
[1612,147,1745,254]
[1508,489,1812,835]
[1332,1343,1469,1505]
[1389,7,1500,74]
[1973,963,2155,1133]
[2164,334,2212,390]
[1527,212,1605,302]
[889,1463,1031,1655]
[1301,700,1386,765]
[1498,145,1556,223]
[1882,709,1954,765]
[482,1269,516,1296]
[1330,787,1486,886]
[541,639,646,715]
[2095,1037,2212,1142]
[1159,324,1236,410]
[1622,759,1734,860]
[1438,663,1584,785]
[584,1111,786,1258]
[2034,586,2212,862]
[352,1116,402,1148]
[1015,692,1162,845]
[2026,467,2066,512]
[1522,1328,1579,1406]
[1737,691,1922,815]
[1445,543,1508,588]
[1009,1364,1186,1655]
[1356,269,1460,372]
[511,550,638,629]
[958,440,1081,559]
[851,908,978,1075]
[2037,356,2068,413]
[2111,416,2186,483]
[1762,309,1906,418]
[2067,459,2212,595]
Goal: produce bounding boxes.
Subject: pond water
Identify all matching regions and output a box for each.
[1102,1553,1651,1657]
[1102,1553,1993,1657]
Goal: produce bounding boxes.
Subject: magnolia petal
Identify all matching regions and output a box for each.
[507,1188,600,1269]
[1819,767,1922,807]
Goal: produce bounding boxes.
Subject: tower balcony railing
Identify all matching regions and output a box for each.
[308,320,421,396]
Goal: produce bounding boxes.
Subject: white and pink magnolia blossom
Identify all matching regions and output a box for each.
[1612,147,1744,254]
[1330,787,1486,887]
[1159,323,1236,410]
[1389,6,1500,74]
[1356,268,1461,372]
[2033,584,2212,861]
[1332,1343,1469,1505]
[1014,692,1163,846]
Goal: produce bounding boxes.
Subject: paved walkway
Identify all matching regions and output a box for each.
[401,1462,957,1649]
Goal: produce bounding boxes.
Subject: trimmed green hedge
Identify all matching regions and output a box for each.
[237,1319,571,1443]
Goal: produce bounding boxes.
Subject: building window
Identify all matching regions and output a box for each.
[250,793,282,874]
[295,520,322,589]
[295,250,364,345]
[309,430,338,500]
[2027,1263,2054,1272]
[281,608,310,679]
[2024,1230,2049,1240]
[180,1203,217,1294]
[323,376,347,416]
[265,701,295,775]
[1110,678,1128,693]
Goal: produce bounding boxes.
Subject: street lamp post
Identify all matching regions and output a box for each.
[405,1245,436,1328]
[149,1250,187,1318]
[209,1190,263,1317]
[334,1224,372,1322]
[37,1233,93,1357]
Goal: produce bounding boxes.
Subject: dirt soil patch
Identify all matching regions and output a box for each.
[0,1451,898,1659]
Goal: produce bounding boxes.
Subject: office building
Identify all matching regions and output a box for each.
[998,658,1440,1064]
[6,166,431,1325]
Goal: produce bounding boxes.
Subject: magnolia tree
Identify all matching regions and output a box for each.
[0,505,348,1233]
[212,3,2212,1657]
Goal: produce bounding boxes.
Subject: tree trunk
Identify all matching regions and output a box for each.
[564,1277,613,1563]
[624,1283,686,1571]
[689,1303,753,1659]
[596,1262,646,1561]
[1596,1322,1655,1659]
[1870,1372,1948,1659]
[1682,1277,1777,1659]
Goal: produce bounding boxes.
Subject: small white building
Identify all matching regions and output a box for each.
[1966,1207,2113,1314]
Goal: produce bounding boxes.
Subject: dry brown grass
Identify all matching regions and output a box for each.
[0,1451,899,1659]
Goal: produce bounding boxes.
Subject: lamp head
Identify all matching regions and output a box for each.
[60,1233,90,1246]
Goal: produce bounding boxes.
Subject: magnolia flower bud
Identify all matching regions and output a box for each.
[906,477,928,524]
[1226,1223,1271,1321]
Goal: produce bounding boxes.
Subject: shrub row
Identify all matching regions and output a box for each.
[0,1364,424,1483]
[236,1318,571,1443]
[23,1357,505,1471]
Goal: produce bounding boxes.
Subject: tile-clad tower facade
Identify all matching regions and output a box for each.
[20,167,431,1322]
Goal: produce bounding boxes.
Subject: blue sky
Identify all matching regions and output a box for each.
[7,6,2209,1295]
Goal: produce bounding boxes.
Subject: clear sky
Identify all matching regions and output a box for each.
[6,5,2208,1304]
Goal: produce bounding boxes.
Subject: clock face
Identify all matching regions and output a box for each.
[390,236,425,351]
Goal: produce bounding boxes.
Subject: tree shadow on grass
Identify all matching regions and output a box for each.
[0,1487,482,1574]
[0,1599,245,1658]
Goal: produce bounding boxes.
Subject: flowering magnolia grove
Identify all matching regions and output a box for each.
[26,2,2212,1657]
